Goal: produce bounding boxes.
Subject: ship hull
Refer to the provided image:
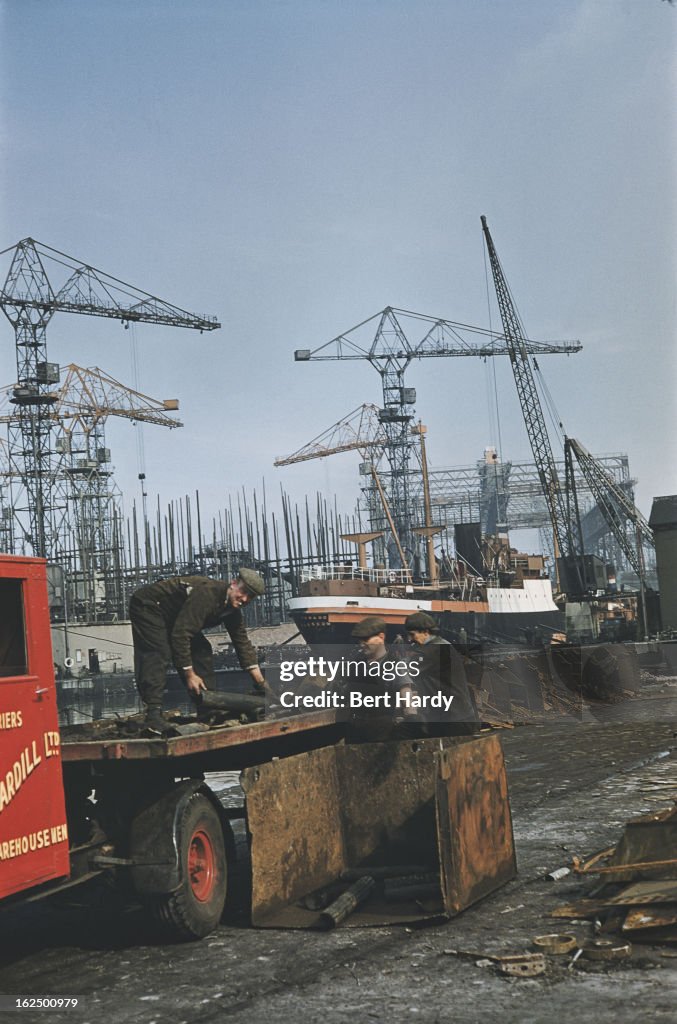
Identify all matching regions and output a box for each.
[288,593,564,649]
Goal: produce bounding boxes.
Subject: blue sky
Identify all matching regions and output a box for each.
[1,0,675,536]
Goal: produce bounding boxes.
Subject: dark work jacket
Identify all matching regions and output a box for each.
[131,576,258,671]
[345,647,417,743]
[411,635,479,731]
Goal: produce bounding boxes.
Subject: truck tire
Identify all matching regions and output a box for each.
[150,792,227,940]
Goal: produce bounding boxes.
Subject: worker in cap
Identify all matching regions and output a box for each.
[405,611,479,735]
[238,567,266,597]
[351,615,389,641]
[130,571,265,734]
[403,611,437,634]
[347,615,418,741]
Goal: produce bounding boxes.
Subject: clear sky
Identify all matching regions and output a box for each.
[0,0,675,539]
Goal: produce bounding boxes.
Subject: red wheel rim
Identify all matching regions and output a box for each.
[188,828,216,902]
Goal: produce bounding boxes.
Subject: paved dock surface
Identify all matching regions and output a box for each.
[1,698,676,1024]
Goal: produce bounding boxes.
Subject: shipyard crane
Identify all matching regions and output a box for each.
[0,237,219,559]
[294,305,581,564]
[275,403,411,573]
[480,216,587,593]
[0,364,184,618]
[565,436,654,582]
[53,364,184,433]
[275,397,639,584]
[52,366,183,620]
[0,363,183,438]
[274,403,387,466]
[277,409,464,585]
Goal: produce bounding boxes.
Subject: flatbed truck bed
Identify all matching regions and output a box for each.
[60,709,342,763]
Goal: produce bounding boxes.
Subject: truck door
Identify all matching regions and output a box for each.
[0,557,70,900]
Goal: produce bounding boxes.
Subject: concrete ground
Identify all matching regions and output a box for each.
[1,695,676,1024]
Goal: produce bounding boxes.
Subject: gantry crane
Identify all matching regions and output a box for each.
[0,237,219,558]
[294,305,581,565]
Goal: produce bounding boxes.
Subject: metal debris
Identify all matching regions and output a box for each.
[622,906,677,932]
[582,939,632,961]
[576,856,677,877]
[532,934,578,955]
[497,953,546,977]
[442,948,546,976]
[383,883,441,903]
[318,877,376,930]
[545,867,571,881]
[604,880,677,905]
[556,797,677,945]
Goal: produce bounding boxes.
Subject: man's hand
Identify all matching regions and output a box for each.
[249,666,266,690]
[185,668,207,697]
[399,686,418,717]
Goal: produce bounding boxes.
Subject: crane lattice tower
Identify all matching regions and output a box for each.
[294,306,580,565]
[0,237,219,560]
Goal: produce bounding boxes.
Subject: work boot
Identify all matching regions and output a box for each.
[144,707,168,736]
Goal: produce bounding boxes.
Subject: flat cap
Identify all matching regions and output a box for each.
[351,615,388,639]
[238,568,265,596]
[404,611,437,632]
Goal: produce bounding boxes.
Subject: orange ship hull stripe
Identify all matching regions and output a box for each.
[302,603,490,623]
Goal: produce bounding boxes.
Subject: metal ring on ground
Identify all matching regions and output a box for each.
[532,934,578,955]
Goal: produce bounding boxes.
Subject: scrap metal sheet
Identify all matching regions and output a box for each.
[242,745,345,925]
[623,906,677,932]
[335,739,441,870]
[609,806,677,881]
[436,733,516,913]
[606,880,677,905]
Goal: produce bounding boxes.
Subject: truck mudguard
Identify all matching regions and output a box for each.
[129,780,232,895]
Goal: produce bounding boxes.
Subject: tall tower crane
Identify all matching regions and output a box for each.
[53,364,183,618]
[0,237,219,558]
[294,305,581,564]
[480,216,584,592]
[0,364,183,619]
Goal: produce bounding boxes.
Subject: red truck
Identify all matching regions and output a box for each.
[0,554,344,938]
[0,554,515,940]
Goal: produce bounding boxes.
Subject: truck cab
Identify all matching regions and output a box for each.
[0,556,70,900]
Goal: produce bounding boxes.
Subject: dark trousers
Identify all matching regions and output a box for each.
[130,596,215,709]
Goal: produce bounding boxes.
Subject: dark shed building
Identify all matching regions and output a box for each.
[649,495,677,631]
